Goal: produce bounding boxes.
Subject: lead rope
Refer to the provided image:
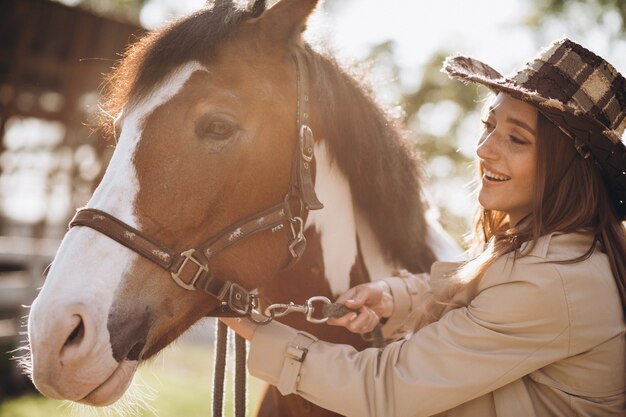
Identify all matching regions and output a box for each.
[213,320,228,417]
[234,333,246,417]
[213,320,248,417]
[213,301,384,417]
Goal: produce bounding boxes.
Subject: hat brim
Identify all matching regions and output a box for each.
[442,55,609,133]
[443,55,626,220]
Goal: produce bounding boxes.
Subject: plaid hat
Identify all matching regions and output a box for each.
[442,38,626,220]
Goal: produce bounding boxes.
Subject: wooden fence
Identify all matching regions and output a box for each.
[0,0,143,391]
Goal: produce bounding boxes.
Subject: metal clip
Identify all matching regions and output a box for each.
[288,216,306,258]
[265,302,308,318]
[264,296,332,324]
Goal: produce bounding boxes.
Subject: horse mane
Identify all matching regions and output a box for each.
[100,0,436,273]
[101,0,257,124]
[305,49,436,273]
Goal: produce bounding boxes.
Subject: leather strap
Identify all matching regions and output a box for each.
[69,209,176,270]
[69,200,290,306]
[293,52,323,211]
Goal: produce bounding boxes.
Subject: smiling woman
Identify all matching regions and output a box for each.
[477,94,538,226]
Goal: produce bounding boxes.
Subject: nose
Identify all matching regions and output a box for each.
[30,301,97,363]
[29,301,107,400]
[476,131,500,160]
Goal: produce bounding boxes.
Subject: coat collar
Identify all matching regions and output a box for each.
[428,233,565,279]
[429,231,596,280]
[518,230,596,259]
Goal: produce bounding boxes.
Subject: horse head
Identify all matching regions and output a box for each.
[28,0,326,406]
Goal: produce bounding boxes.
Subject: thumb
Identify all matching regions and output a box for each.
[334,288,355,305]
[344,288,369,309]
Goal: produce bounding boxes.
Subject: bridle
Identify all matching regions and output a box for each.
[69,51,323,319]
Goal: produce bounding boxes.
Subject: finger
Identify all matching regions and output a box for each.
[347,314,373,334]
[354,288,371,303]
[347,307,379,333]
[362,308,380,333]
[343,287,372,309]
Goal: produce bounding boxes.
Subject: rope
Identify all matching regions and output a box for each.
[321,302,353,318]
[213,321,248,417]
[322,303,385,348]
[212,300,383,417]
[213,320,228,417]
[234,334,247,417]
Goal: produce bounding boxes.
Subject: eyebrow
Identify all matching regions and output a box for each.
[507,117,536,136]
[487,106,537,136]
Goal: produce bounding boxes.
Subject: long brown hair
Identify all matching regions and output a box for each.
[432,95,626,318]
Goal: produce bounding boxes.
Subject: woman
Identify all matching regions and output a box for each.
[223,38,626,416]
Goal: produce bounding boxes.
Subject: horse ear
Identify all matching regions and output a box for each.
[257,0,320,43]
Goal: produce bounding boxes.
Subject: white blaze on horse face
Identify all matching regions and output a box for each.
[306,143,359,295]
[89,61,208,220]
[28,61,207,402]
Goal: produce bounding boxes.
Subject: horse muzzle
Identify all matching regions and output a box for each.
[28,296,137,405]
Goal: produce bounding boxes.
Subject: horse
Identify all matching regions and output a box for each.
[26,0,460,415]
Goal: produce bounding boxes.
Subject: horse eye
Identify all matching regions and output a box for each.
[196,115,237,140]
[209,120,233,136]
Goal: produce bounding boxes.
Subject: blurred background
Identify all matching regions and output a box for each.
[0,0,624,415]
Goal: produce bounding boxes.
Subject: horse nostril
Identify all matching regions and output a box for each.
[64,317,85,347]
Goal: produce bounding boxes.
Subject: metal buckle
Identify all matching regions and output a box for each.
[299,125,313,163]
[170,249,207,291]
[286,343,308,362]
[228,282,253,315]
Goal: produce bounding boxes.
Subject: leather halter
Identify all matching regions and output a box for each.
[69,51,323,317]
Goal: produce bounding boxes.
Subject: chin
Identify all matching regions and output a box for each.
[78,361,139,406]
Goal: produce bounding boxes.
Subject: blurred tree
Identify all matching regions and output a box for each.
[528,0,626,35]
[401,51,479,245]
[55,0,148,22]
[359,39,480,244]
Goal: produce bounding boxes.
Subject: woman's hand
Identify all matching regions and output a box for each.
[220,317,258,341]
[327,280,394,334]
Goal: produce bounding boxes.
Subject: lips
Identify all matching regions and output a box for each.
[78,360,138,406]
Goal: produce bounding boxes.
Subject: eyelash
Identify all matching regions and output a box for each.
[481,119,527,145]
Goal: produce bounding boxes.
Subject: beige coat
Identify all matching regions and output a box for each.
[248,232,626,416]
